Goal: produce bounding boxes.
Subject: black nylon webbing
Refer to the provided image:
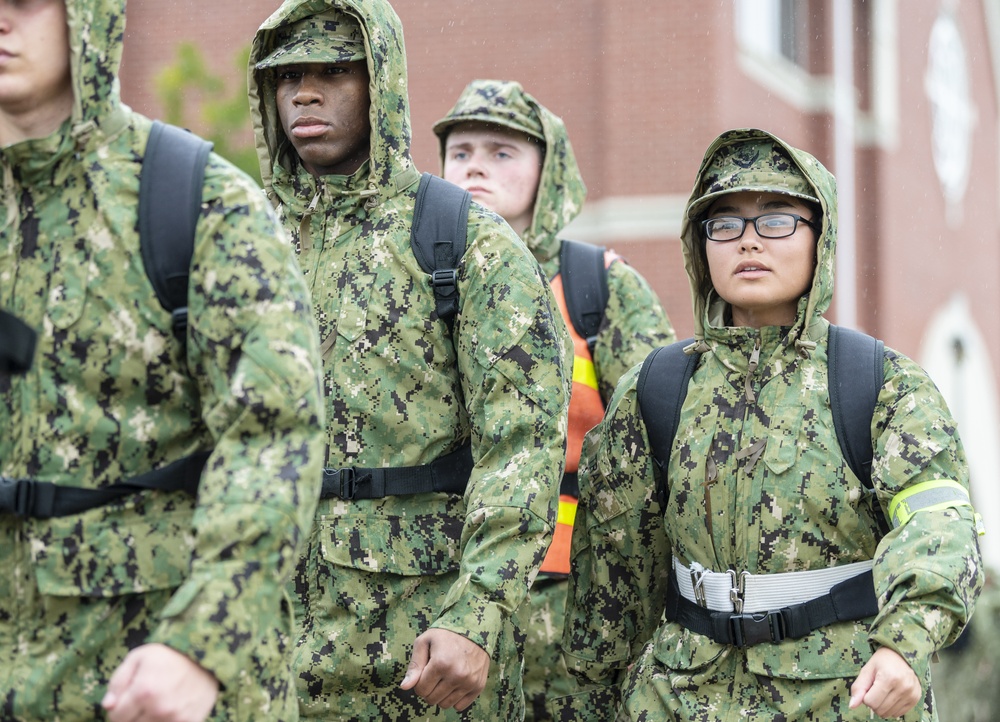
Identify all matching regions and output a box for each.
[0,452,209,519]
[321,444,473,500]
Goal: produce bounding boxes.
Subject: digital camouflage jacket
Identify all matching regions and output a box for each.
[0,0,325,719]
[433,79,675,403]
[250,2,571,719]
[562,129,984,721]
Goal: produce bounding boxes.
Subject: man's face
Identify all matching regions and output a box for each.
[276,61,370,177]
[443,123,542,236]
[0,0,73,136]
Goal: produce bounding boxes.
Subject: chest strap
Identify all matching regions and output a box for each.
[0,452,209,519]
[321,444,473,500]
[665,560,878,648]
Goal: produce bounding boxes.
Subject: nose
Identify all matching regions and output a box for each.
[738,222,763,252]
[292,74,322,106]
[464,153,486,178]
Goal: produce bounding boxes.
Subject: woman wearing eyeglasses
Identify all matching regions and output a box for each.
[560,128,984,721]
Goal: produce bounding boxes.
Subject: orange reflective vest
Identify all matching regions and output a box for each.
[539,251,616,575]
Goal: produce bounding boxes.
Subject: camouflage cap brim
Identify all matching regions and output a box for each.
[255,11,366,70]
[432,80,545,142]
[686,138,819,220]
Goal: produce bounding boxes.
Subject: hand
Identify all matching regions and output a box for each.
[399,628,490,711]
[849,646,922,718]
[102,643,220,722]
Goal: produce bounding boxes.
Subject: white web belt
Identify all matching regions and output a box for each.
[673,556,875,614]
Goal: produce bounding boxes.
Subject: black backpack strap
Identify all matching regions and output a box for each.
[827,325,884,490]
[139,120,213,340]
[0,309,37,375]
[320,444,473,500]
[0,451,210,519]
[559,239,609,352]
[637,339,697,504]
[410,173,472,329]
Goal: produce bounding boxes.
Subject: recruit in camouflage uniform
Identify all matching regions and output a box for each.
[0,0,326,720]
[561,128,984,721]
[433,79,676,722]
[249,2,571,720]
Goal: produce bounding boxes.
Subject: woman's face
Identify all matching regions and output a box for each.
[703,191,819,328]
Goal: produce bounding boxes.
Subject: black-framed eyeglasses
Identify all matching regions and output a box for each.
[701,213,818,242]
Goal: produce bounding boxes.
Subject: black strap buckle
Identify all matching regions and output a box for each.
[171,307,189,340]
[321,467,359,500]
[0,476,26,516]
[338,467,357,500]
[0,476,56,518]
[727,610,787,648]
[431,269,458,296]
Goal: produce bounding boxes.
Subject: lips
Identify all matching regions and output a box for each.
[290,116,329,139]
[734,261,771,276]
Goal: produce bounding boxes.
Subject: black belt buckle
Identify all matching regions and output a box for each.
[729,610,786,647]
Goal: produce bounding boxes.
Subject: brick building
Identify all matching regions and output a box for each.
[120,0,1000,567]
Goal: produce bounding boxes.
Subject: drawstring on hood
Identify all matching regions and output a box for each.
[432,79,586,262]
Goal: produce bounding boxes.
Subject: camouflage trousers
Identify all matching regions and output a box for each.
[291,513,525,721]
[618,639,936,722]
[0,521,299,721]
[515,576,586,722]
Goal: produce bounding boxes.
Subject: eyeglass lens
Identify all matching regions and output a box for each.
[704,214,801,242]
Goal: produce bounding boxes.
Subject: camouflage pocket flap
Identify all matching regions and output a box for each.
[318,511,463,577]
[31,506,194,598]
[761,404,805,476]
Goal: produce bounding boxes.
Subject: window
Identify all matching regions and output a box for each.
[735,0,809,70]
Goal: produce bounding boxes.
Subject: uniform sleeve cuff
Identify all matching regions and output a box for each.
[432,592,505,657]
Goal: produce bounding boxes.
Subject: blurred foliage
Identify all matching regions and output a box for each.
[154,42,262,185]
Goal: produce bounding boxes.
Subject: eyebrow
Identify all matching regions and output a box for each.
[710,198,799,215]
[446,139,522,152]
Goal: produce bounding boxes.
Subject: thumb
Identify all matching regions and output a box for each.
[400,634,430,690]
[849,662,876,709]
[102,650,139,710]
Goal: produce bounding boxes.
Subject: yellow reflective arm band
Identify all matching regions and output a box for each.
[557,497,578,527]
[573,356,599,390]
[888,479,972,528]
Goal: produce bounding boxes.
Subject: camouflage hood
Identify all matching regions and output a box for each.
[680,128,838,349]
[65,0,128,132]
[433,79,586,262]
[249,0,415,208]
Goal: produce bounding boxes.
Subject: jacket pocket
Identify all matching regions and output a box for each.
[31,504,194,597]
[47,236,91,330]
[318,509,463,577]
[760,403,805,476]
[653,620,727,671]
[746,618,875,679]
